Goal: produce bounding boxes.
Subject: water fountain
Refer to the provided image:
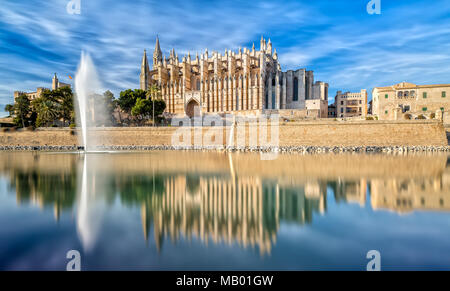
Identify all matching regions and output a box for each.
[74,52,103,151]
[74,52,107,251]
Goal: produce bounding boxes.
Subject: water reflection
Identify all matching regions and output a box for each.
[1,152,450,256]
[77,156,107,252]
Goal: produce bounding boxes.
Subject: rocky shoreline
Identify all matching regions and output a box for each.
[1,145,450,153]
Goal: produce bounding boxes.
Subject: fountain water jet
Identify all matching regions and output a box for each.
[74,52,103,151]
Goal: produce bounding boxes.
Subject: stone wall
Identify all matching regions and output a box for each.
[0,120,447,147]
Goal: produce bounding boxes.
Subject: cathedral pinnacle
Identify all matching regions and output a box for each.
[153,36,162,68]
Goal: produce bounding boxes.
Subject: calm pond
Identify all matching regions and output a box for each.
[0,151,449,270]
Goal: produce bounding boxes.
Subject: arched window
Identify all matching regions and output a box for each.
[293,77,298,101]
[398,91,403,98]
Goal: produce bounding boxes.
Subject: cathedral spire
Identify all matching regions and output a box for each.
[153,35,162,68]
[140,49,150,91]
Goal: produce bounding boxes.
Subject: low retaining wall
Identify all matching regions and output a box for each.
[0,120,447,149]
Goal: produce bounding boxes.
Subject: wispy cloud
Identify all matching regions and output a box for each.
[1,0,450,116]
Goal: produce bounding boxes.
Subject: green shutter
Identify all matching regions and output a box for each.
[423,92,427,98]
[422,107,427,112]
[442,91,447,98]
[385,94,388,99]
[385,110,388,114]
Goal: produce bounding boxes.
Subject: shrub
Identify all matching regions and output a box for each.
[417,114,426,119]
[366,116,374,120]
[69,123,76,129]
[51,124,58,127]
[404,114,412,120]
[430,113,436,119]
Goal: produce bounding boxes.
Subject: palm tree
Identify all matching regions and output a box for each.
[146,84,161,127]
[36,100,60,127]
[58,87,74,127]
[4,104,14,117]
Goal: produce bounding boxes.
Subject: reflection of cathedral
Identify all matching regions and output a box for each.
[3,152,450,256]
[332,179,368,206]
[140,175,327,255]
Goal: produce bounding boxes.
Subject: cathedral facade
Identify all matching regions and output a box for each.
[140,36,328,117]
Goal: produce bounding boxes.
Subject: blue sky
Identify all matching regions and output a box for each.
[1,0,450,116]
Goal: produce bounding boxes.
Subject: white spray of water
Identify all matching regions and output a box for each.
[74,52,103,151]
[76,155,106,252]
[74,52,108,251]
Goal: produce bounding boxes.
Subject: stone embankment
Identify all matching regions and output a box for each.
[1,145,449,153]
[1,120,448,152]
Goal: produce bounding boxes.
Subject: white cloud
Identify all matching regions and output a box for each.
[0,0,449,106]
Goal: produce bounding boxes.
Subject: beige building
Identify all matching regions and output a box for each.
[140,36,328,117]
[305,97,328,118]
[372,82,450,120]
[14,73,70,101]
[334,89,368,118]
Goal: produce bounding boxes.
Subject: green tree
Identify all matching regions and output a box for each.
[13,94,31,128]
[131,98,152,125]
[153,99,166,118]
[103,90,115,114]
[34,99,60,127]
[57,87,74,126]
[118,89,145,113]
[4,104,14,117]
[102,90,115,125]
[40,88,58,103]
[31,87,73,127]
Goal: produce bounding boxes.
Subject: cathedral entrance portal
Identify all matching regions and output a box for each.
[186,99,201,118]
